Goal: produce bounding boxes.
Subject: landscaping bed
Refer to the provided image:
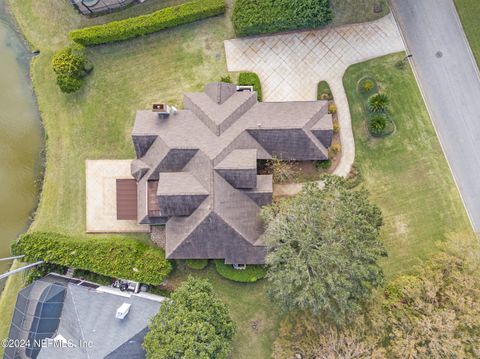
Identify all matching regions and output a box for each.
[214,260,267,283]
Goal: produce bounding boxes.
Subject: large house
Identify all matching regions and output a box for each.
[119,82,333,265]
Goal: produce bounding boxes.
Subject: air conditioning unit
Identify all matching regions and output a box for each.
[116,303,131,320]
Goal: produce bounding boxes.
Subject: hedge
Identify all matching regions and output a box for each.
[232,0,332,37]
[186,259,209,270]
[214,260,267,283]
[238,72,262,101]
[12,232,172,285]
[70,0,225,46]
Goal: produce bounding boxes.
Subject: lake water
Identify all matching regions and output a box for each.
[0,0,42,285]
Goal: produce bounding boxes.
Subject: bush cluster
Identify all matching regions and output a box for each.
[368,113,388,137]
[214,260,267,283]
[52,44,92,93]
[317,80,333,100]
[186,259,209,270]
[359,78,376,94]
[232,0,332,37]
[70,0,225,46]
[238,72,262,101]
[12,232,172,285]
[368,93,389,112]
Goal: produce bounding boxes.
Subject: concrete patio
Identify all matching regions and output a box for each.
[224,13,405,177]
[86,160,150,233]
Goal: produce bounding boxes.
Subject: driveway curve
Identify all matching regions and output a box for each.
[224,14,405,177]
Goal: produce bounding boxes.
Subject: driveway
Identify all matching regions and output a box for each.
[224,14,404,177]
[390,0,480,232]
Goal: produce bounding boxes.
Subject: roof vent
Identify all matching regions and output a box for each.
[116,303,131,320]
[152,104,177,117]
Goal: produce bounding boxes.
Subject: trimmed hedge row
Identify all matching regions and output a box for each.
[238,72,262,101]
[186,259,209,270]
[232,0,332,37]
[70,0,225,46]
[214,260,267,283]
[12,232,172,285]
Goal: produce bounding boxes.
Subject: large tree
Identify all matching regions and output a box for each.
[261,176,386,324]
[143,277,235,359]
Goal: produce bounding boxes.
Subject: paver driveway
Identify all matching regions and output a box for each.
[224,14,404,176]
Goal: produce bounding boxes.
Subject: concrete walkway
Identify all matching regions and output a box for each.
[224,14,405,178]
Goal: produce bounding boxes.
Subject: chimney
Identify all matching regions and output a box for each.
[116,303,131,320]
[152,104,177,118]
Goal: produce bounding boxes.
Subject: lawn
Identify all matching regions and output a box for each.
[330,0,389,26]
[343,53,474,277]
[454,0,480,66]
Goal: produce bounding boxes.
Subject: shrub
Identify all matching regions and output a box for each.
[328,103,337,114]
[329,143,341,157]
[368,113,387,136]
[51,44,91,93]
[267,157,299,184]
[368,93,389,112]
[144,277,235,358]
[238,72,262,101]
[52,43,86,77]
[25,263,67,284]
[186,259,209,270]
[359,78,375,94]
[214,260,267,283]
[395,59,407,70]
[232,0,332,37]
[317,80,333,100]
[12,232,172,285]
[56,74,84,93]
[70,0,225,46]
[333,123,340,134]
[220,75,232,83]
[315,159,331,170]
[73,269,114,286]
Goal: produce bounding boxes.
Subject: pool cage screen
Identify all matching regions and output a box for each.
[70,0,138,16]
[3,282,66,359]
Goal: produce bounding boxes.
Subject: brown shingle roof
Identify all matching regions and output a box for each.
[131,82,332,264]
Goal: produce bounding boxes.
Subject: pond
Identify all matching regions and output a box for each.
[0,0,42,288]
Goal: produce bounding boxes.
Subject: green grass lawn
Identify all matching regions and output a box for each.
[331,0,389,26]
[454,0,480,66]
[343,53,474,277]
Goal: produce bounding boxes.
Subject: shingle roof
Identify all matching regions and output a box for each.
[131,82,332,264]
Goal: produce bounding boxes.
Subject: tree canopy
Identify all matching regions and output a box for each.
[273,252,480,358]
[261,176,386,324]
[143,277,235,359]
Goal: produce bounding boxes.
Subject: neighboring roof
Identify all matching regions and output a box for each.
[131,82,331,264]
[5,277,162,359]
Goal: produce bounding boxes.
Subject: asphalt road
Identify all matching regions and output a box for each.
[390,0,480,232]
